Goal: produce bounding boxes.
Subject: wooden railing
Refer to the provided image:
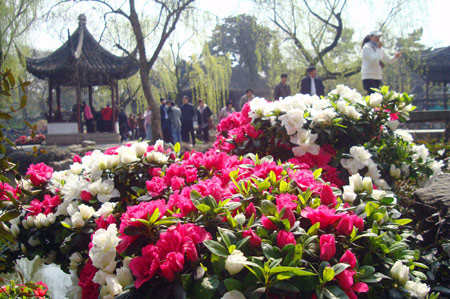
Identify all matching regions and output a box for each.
[407,110,450,140]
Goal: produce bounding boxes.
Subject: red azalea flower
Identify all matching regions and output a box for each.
[41,194,61,214]
[245,202,256,218]
[340,250,357,269]
[301,205,342,230]
[320,184,337,207]
[242,228,261,247]
[277,230,296,248]
[78,259,101,299]
[160,252,184,281]
[73,155,82,163]
[129,245,161,289]
[261,215,277,230]
[185,168,198,183]
[319,234,336,261]
[80,190,93,202]
[276,194,298,211]
[146,176,167,197]
[26,163,53,186]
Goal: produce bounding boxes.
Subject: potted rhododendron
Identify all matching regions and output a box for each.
[0,86,443,299]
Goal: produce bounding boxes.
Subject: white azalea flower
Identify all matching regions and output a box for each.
[10,224,20,238]
[225,250,247,275]
[221,290,246,299]
[390,164,401,179]
[95,202,117,218]
[118,146,139,165]
[340,158,362,175]
[145,151,169,164]
[89,179,120,203]
[78,204,95,220]
[342,185,356,202]
[371,189,387,201]
[404,280,430,299]
[133,141,148,157]
[362,176,373,194]
[70,163,83,175]
[391,261,409,286]
[279,109,305,135]
[311,108,336,124]
[369,93,383,107]
[248,97,268,120]
[154,139,164,149]
[89,224,120,273]
[412,145,429,163]
[395,130,414,142]
[71,212,85,228]
[345,105,362,120]
[349,173,364,193]
[69,252,83,269]
[387,120,399,130]
[349,146,372,166]
[116,266,133,287]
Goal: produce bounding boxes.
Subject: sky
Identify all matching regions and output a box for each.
[29,0,450,54]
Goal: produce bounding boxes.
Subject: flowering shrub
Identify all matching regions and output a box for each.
[0,86,443,299]
[215,86,442,189]
[15,134,46,145]
[0,280,49,298]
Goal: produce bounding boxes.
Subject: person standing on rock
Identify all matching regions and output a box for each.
[361,30,401,95]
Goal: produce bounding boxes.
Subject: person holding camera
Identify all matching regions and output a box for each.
[361,30,401,95]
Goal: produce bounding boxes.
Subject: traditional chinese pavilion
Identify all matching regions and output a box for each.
[26,14,139,137]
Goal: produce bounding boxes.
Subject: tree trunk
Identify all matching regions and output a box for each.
[129,0,162,141]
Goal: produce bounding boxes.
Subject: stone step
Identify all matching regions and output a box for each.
[46,133,120,145]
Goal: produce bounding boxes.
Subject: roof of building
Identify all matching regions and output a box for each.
[420,45,450,83]
[26,14,139,87]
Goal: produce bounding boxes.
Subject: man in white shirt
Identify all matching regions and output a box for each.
[361,30,401,94]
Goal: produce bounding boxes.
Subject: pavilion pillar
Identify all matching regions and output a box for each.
[114,81,119,133]
[425,80,429,111]
[444,82,447,110]
[76,83,82,133]
[56,86,61,120]
[88,86,93,108]
[111,84,116,133]
[48,82,53,121]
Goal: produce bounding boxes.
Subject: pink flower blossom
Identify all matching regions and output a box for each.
[301,205,342,230]
[277,230,296,248]
[340,250,357,269]
[73,155,82,163]
[160,252,184,281]
[336,214,364,236]
[78,259,100,299]
[319,234,336,261]
[146,176,167,197]
[26,163,53,186]
[41,194,61,215]
[320,185,337,207]
[245,202,256,218]
[129,245,160,289]
[276,194,298,211]
[261,215,277,230]
[80,190,92,202]
[242,228,261,247]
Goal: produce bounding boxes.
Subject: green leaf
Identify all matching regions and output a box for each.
[323,267,335,283]
[332,263,350,276]
[258,179,271,191]
[313,168,322,179]
[203,240,228,257]
[307,222,320,236]
[149,208,160,224]
[261,200,277,216]
[236,236,250,250]
[223,278,243,292]
[279,180,289,193]
[0,211,21,222]
[261,242,281,260]
[393,218,412,226]
[0,112,12,120]
[196,204,211,213]
[218,228,231,248]
[270,266,316,276]
[61,222,72,229]
[323,285,349,299]
[174,142,181,153]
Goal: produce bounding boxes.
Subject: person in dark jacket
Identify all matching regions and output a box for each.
[197,99,213,142]
[118,108,129,142]
[300,65,325,97]
[160,97,173,144]
[273,73,291,100]
[180,96,196,145]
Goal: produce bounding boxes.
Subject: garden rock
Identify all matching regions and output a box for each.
[414,173,450,240]
[82,140,96,148]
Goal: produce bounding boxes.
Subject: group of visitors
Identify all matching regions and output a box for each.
[141,96,214,146]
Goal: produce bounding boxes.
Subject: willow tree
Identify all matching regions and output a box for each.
[87,0,195,141]
[190,44,231,115]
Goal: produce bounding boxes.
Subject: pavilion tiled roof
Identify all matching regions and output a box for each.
[420,46,450,83]
[26,14,139,87]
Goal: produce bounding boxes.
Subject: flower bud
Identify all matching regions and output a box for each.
[221,290,246,299]
[11,224,20,238]
[234,214,246,225]
[362,177,373,194]
[342,185,357,202]
[390,164,401,179]
[47,213,56,225]
[116,266,133,287]
[26,216,35,228]
[134,142,148,157]
[22,219,30,230]
[391,261,409,286]
[349,174,364,193]
[71,212,85,228]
